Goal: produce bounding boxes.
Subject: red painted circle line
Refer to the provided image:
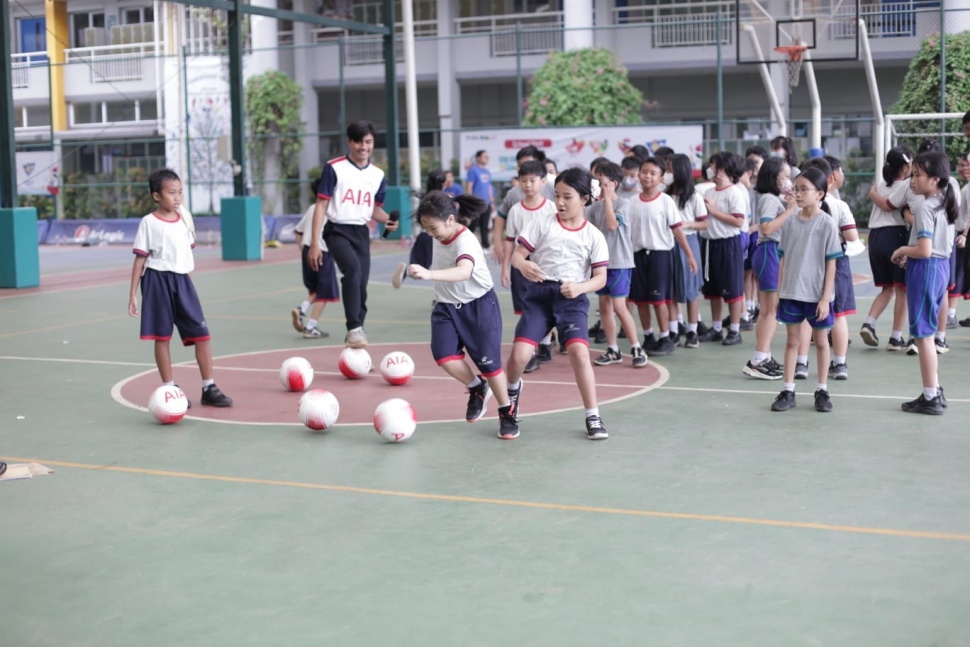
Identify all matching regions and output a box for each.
[112,342,669,427]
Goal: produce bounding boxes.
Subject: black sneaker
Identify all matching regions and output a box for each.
[618,328,627,339]
[523,353,540,373]
[631,346,648,368]
[585,414,608,440]
[946,314,957,329]
[960,317,970,327]
[497,405,519,439]
[647,335,675,357]
[770,390,796,412]
[594,330,607,344]
[670,330,681,347]
[722,330,743,346]
[939,386,948,408]
[814,388,833,412]
[696,321,710,336]
[886,336,906,352]
[828,362,848,380]
[642,332,657,351]
[537,343,553,363]
[174,384,192,409]
[742,359,783,380]
[905,337,919,356]
[860,323,879,347]
[698,328,723,343]
[794,362,809,379]
[201,384,233,407]
[465,379,492,422]
[683,331,699,348]
[900,393,944,415]
[588,320,602,336]
[739,319,755,332]
[508,381,523,421]
[291,307,305,333]
[594,348,622,366]
[934,337,949,354]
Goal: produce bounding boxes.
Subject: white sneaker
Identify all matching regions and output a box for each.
[345,327,368,348]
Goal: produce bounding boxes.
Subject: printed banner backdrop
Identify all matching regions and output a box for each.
[459,126,704,182]
[43,216,279,245]
[16,151,60,196]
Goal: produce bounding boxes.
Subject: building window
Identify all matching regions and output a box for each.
[71,12,105,48]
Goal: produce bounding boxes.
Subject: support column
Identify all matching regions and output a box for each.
[294,0,320,203]
[249,0,279,76]
[563,0,594,51]
[45,0,69,132]
[1,0,18,208]
[436,0,460,169]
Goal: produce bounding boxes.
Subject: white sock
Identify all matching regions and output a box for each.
[833,355,846,365]
[467,376,482,388]
[540,332,552,345]
[935,331,946,342]
[163,380,175,386]
[608,345,619,353]
[644,328,654,337]
[630,344,641,351]
[659,329,669,337]
[783,383,795,392]
[670,320,680,334]
[948,308,956,318]
[924,387,938,399]
[306,319,317,329]
[797,355,808,365]
[712,321,723,332]
[891,330,903,340]
[510,379,522,391]
[585,407,599,417]
[752,350,769,363]
[729,323,740,333]
[687,323,698,333]
[816,383,827,392]
[865,316,877,327]
[300,300,312,314]
[202,378,214,388]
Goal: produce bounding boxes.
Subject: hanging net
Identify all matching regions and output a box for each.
[775,45,808,89]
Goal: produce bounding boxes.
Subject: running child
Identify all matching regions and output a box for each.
[392,169,448,289]
[890,151,958,415]
[292,177,339,338]
[698,151,747,345]
[769,167,843,413]
[406,190,519,438]
[628,157,698,356]
[128,168,233,407]
[505,168,610,440]
[502,160,558,372]
[665,153,708,348]
[743,156,795,380]
[586,161,644,368]
[860,146,913,351]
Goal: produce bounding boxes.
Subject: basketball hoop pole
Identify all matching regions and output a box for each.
[743,24,787,136]
[801,49,822,154]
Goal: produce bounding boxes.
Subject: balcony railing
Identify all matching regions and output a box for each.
[456,11,564,56]
[12,52,48,89]
[65,42,160,83]
[830,2,937,39]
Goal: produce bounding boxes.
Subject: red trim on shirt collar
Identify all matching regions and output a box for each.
[152,212,182,223]
[522,198,548,211]
[556,215,587,231]
[441,226,467,245]
[638,192,662,203]
[715,184,736,192]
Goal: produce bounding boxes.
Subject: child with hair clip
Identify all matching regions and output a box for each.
[861,146,913,351]
[505,168,610,440]
[406,190,519,438]
[891,151,960,414]
[769,167,843,413]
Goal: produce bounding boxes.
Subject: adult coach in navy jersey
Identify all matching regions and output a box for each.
[309,120,398,348]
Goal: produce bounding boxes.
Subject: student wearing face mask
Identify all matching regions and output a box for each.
[617,156,642,201]
[770,136,800,176]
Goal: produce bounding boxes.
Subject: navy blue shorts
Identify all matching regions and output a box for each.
[953,245,969,298]
[301,246,340,301]
[740,231,752,270]
[947,238,958,293]
[906,257,948,338]
[431,289,504,377]
[630,249,674,305]
[510,266,528,315]
[672,235,702,303]
[701,237,744,302]
[514,281,590,348]
[751,240,780,292]
[777,298,835,329]
[868,226,907,288]
[833,255,856,317]
[139,269,210,345]
[595,268,633,298]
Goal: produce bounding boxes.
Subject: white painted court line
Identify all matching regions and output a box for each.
[658,385,969,403]
[0,355,156,368]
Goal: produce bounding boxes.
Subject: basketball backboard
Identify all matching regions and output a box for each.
[735,0,860,65]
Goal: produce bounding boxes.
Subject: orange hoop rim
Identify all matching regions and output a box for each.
[774,44,808,61]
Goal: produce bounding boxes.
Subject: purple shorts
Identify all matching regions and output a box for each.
[751,240,780,292]
[431,289,504,377]
[139,268,210,345]
[777,298,835,329]
[596,268,633,299]
[514,281,590,349]
[906,257,948,338]
[301,246,339,301]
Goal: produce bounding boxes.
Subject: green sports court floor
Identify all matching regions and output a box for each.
[2,241,969,646]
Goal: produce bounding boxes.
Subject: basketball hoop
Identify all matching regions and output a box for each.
[775,45,808,89]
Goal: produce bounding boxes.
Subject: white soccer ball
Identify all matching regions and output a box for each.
[299,389,340,431]
[373,398,417,443]
[148,385,189,425]
[279,356,314,391]
[379,351,415,386]
[338,348,372,379]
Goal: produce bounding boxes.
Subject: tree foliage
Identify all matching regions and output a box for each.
[524,48,646,127]
[245,71,304,211]
[890,30,970,160]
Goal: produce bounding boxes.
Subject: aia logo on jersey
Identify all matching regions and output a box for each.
[341,189,373,207]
